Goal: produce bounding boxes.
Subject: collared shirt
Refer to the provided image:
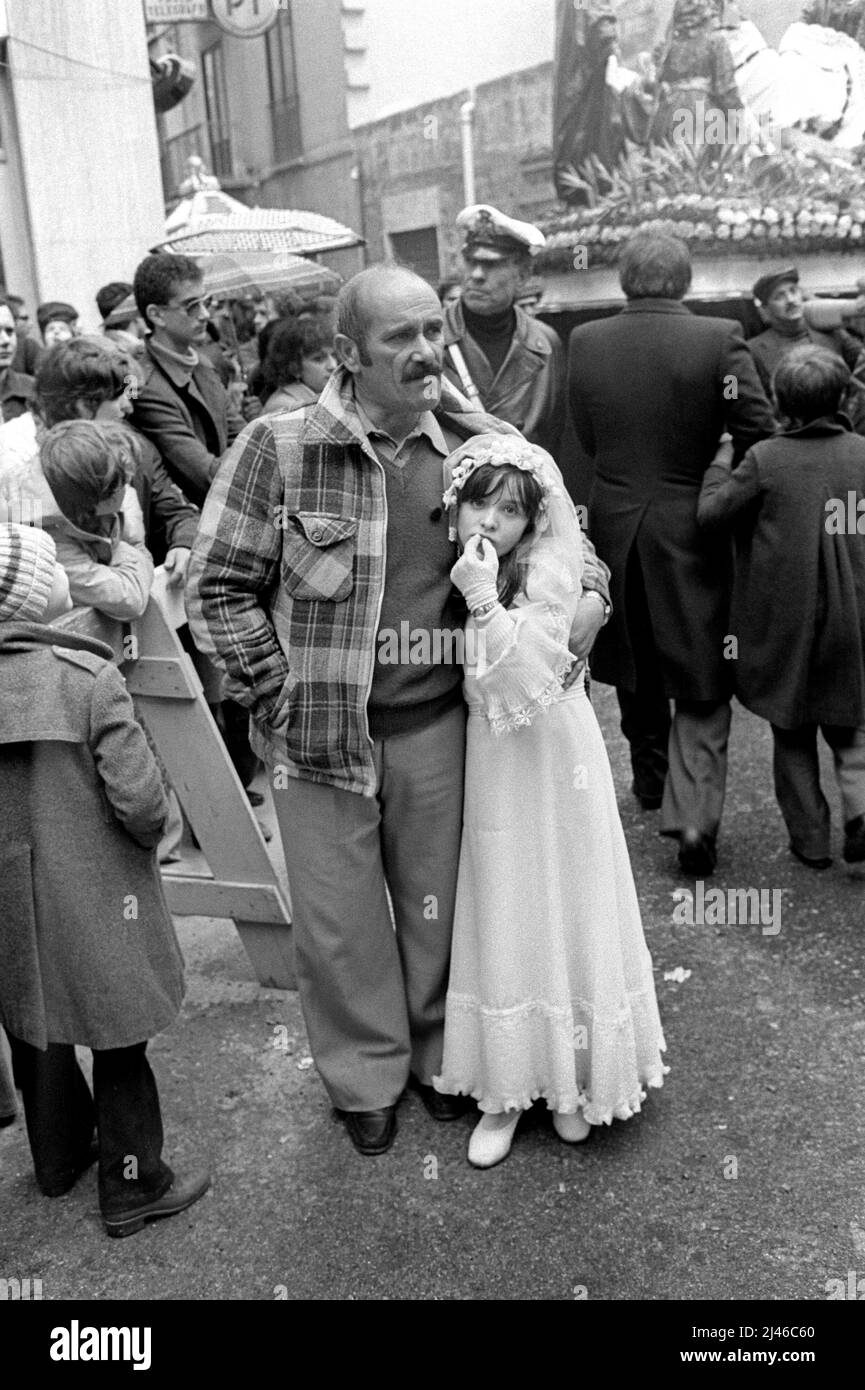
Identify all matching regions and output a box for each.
[354,402,451,469]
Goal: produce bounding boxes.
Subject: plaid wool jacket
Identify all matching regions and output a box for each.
[186,368,610,797]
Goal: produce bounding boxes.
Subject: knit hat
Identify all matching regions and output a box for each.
[0,524,57,621]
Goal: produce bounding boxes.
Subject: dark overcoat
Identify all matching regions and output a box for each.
[0,623,184,1050]
[568,299,776,699]
[697,417,865,729]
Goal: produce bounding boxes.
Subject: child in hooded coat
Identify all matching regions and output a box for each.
[0,522,208,1236]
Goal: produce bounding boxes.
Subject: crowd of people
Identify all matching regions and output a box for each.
[1,205,865,1233]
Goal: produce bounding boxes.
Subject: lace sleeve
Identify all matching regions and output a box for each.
[470,539,582,735]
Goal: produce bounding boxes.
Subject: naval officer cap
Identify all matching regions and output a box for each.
[457,204,546,260]
[752,265,799,305]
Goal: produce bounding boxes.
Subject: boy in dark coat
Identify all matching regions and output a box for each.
[0,523,209,1234]
[698,345,865,870]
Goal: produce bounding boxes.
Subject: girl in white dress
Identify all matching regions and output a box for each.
[433,435,667,1168]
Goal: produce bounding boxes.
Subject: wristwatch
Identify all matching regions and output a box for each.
[583,589,611,625]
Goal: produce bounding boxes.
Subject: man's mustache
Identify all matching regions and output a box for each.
[402,364,442,382]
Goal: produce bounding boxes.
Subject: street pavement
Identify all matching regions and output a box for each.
[2,685,864,1305]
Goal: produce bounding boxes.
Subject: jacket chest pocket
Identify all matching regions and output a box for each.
[281,512,359,602]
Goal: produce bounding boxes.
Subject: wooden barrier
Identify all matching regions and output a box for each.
[57,573,295,989]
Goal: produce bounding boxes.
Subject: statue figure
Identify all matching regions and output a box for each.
[552,1,657,200]
[652,0,745,144]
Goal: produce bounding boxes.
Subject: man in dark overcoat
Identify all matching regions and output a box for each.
[568,231,776,874]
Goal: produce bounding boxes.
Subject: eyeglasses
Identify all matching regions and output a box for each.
[165,294,212,317]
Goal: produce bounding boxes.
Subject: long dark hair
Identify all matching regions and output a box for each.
[457,462,544,608]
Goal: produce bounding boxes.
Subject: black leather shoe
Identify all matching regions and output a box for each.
[633,782,664,811]
[843,815,865,864]
[339,1107,397,1156]
[103,1168,211,1238]
[411,1080,469,1122]
[39,1138,99,1198]
[678,829,717,877]
[790,843,833,870]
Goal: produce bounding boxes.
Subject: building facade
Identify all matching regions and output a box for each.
[150,0,364,279]
[0,0,164,331]
[353,62,555,282]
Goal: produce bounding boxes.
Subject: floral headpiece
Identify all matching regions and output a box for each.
[442,435,562,541]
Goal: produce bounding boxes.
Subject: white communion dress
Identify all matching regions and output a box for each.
[434,547,667,1124]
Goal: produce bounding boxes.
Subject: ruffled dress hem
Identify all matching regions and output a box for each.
[433,1063,668,1127]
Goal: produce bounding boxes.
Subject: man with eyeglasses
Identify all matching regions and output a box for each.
[130,252,243,510]
[130,254,256,805]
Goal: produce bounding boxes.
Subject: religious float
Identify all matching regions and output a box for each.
[539,0,865,322]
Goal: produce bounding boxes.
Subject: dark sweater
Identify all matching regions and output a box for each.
[367,424,464,739]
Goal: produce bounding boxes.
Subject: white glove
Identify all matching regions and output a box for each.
[451,533,500,611]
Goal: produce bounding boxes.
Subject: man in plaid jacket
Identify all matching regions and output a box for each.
[187,266,611,1155]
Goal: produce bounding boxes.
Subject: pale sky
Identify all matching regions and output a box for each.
[346,0,556,125]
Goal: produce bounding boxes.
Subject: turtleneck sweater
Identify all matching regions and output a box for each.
[461,303,516,379]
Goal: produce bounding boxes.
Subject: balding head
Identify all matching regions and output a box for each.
[336,265,435,365]
[333,264,444,431]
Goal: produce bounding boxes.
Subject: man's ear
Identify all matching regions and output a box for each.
[754,299,769,325]
[514,256,532,290]
[335,332,360,373]
[145,303,163,331]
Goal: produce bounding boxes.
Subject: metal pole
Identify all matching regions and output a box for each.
[460,88,476,205]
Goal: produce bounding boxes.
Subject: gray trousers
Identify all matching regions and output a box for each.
[270,705,466,1112]
[771,723,865,859]
[659,699,732,840]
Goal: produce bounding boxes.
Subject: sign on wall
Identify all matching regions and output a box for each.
[144,1,280,33]
[144,0,209,21]
[209,0,279,38]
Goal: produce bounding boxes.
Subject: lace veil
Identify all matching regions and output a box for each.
[442,433,584,609]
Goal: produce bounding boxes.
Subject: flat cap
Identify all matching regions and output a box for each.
[37,300,79,331]
[753,266,798,304]
[457,204,545,259]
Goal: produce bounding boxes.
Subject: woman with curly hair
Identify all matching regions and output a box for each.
[258,316,337,416]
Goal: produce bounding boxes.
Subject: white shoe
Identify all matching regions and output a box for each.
[552,1110,590,1143]
[467,1111,522,1169]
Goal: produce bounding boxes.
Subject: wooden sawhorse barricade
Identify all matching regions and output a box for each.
[58,574,294,989]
